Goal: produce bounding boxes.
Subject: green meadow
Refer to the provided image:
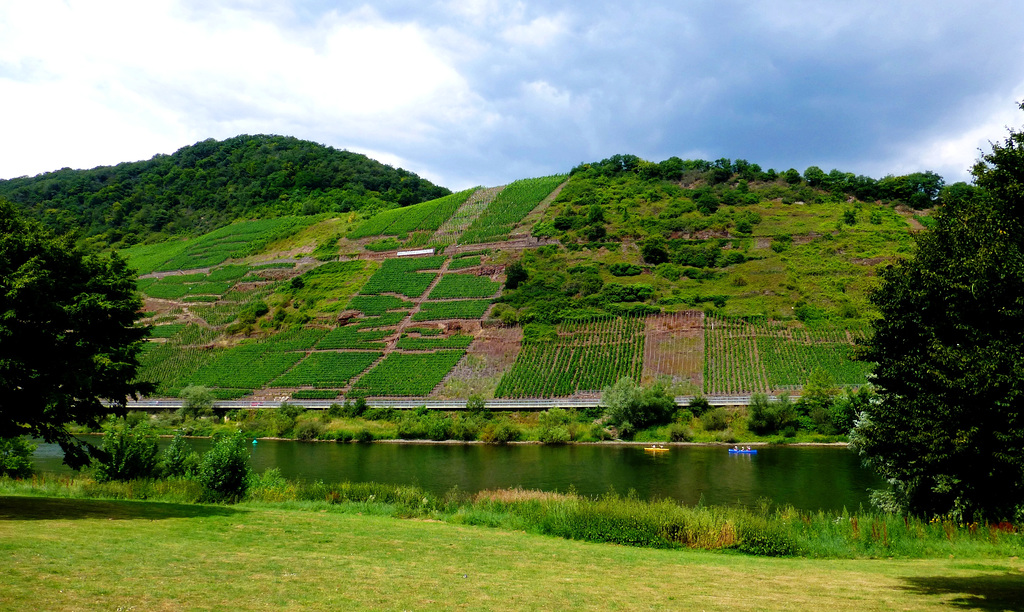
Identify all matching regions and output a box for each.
[2,493,1022,610]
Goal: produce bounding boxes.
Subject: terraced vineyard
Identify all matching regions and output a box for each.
[495,316,646,398]
[136,264,264,301]
[124,217,318,274]
[641,311,704,391]
[185,342,305,393]
[315,326,389,350]
[350,351,467,396]
[395,334,474,350]
[359,256,445,297]
[134,246,874,399]
[345,295,413,315]
[427,274,500,299]
[703,314,873,395]
[448,255,482,270]
[348,189,475,240]
[270,351,381,388]
[412,299,493,321]
[459,175,566,244]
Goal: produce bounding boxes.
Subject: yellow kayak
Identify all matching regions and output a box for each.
[644,447,670,453]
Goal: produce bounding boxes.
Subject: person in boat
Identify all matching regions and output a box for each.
[733,445,739,451]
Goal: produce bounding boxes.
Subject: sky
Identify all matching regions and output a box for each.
[2,0,1023,191]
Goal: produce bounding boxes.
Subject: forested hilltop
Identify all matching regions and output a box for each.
[0,135,450,250]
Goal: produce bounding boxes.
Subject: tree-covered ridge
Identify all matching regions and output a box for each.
[567,153,946,209]
[0,135,451,250]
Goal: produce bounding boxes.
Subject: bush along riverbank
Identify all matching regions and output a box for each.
[2,469,1020,560]
[75,384,865,446]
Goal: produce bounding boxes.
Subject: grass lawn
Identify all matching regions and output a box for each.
[2,496,1022,610]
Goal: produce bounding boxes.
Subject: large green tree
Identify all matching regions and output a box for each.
[852,104,1024,523]
[0,200,152,468]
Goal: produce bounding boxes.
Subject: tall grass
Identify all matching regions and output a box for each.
[3,474,1019,559]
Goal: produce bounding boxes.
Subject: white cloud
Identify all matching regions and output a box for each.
[500,14,568,47]
[0,0,485,178]
[2,0,1024,189]
[870,85,1024,183]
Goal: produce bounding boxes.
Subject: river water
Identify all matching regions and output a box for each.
[32,437,882,512]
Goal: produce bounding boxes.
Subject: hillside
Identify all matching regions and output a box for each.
[128,156,939,402]
[0,135,450,250]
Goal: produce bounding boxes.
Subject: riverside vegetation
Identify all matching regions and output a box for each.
[68,373,870,445]
[2,466,1020,560]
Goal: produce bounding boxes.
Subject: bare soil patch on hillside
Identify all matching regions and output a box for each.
[642,311,704,391]
[437,325,523,399]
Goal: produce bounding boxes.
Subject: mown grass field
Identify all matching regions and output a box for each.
[2,495,1022,610]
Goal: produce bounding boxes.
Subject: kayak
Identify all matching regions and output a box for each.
[728,449,757,454]
[644,447,670,453]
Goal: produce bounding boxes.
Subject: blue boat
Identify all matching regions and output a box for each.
[728,448,758,454]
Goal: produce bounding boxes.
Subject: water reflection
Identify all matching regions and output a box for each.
[33,437,881,512]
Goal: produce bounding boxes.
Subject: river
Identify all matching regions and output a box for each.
[32,437,882,512]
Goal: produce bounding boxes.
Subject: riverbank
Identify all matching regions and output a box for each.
[2,491,1022,610]
[4,474,1021,559]
[84,405,849,446]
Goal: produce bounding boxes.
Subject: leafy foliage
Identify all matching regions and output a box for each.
[162,432,199,478]
[0,201,152,468]
[0,437,36,478]
[746,394,798,435]
[854,106,1024,522]
[179,385,214,419]
[95,421,160,482]
[601,377,676,433]
[198,431,252,503]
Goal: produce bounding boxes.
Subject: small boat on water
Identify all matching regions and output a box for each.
[728,448,757,454]
[644,446,670,453]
